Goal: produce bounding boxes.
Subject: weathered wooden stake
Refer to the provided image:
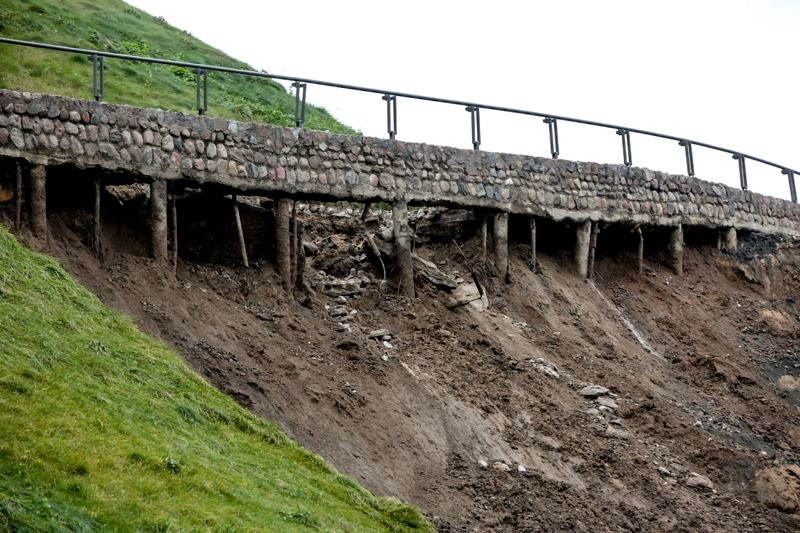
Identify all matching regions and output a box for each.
[232,195,249,268]
[150,181,168,262]
[290,201,298,285]
[93,178,102,260]
[481,215,488,262]
[669,223,684,276]
[15,162,22,231]
[360,202,371,222]
[295,219,306,290]
[392,199,415,299]
[587,222,599,280]
[275,197,292,292]
[171,196,178,273]
[574,220,591,278]
[636,225,644,274]
[30,165,47,244]
[493,212,509,281]
[723,227,737,251]
[529,217,537,272]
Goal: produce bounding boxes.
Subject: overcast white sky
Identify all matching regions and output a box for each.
[127,0,799,200]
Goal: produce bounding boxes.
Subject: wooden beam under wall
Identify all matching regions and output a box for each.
[529,217,537,272]
[93,178,103,261]
[30,165,47,245]
[493,212,509,282]
[171,196,178,274]
[669,223,684,276]
[635,225,644,274]
[15,161,22,231]
[574,220,591,278]
[587,222,599,280]
[290,201,297,286]
[481,214,488,262]
[150,181,168,262]
[392,199,415,299]
[232,195,249,268]
[295,217,306,290]
[274,197,292,293]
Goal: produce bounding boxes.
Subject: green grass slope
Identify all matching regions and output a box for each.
[0,0,354,133]
[0,226,429,532]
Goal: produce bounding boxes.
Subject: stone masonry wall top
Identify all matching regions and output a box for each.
[1,90,799,236]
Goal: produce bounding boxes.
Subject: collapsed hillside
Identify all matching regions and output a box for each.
[4,184,800,531]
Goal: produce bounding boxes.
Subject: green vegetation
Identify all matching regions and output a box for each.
[0,0,355,133]
[0,226,430,531]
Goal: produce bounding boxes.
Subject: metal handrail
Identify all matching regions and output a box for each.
[0,37,797,202]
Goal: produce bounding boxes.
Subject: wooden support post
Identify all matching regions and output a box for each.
[290,201,297,285]
[232,195,249,268]
[529,217,537,272]
[93,178,102,260]
[150,181,168,262]
[30,165,47,244]
[669,223,684,276]
[574,220,591,278]
[171,197,178,273]
[481,215,488,262]
[636,225,644,274]
[493,212,509,282]
[295,219,306,290]
[587,222,599,280]
[14,162,22,231]
[392,199,415,299]
[361,202,371,222]
[723,227,737,251]
[275,197,292,292]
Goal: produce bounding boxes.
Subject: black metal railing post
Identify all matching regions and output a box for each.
[195,69,207,115]
[783,169,797,203]
[466,105,481,150]
[544,117,559,159]
[733,153,748,190]
[617,129,632,166]
[679,140,695,177]
[292,81,307,128]
[91,54,104,102]
[383,94,397,140]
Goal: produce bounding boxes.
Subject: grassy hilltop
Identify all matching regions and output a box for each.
[0,0,354,133]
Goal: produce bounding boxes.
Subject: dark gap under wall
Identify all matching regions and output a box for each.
[44,163,152,258]
[176,192,275,267]
[509,213,575,270]
[0,157,23,229]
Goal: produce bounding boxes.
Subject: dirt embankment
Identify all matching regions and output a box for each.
[5,190,800,531]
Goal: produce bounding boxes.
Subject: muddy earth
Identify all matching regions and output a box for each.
[3,180,800,532]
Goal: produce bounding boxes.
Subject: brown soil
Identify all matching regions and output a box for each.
[4,188,800,532]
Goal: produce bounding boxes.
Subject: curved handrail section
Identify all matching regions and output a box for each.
[0,37,797,202]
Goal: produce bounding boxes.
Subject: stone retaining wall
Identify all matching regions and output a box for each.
[2,90,799,236]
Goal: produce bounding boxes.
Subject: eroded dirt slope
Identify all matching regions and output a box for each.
[8,198,800,532]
